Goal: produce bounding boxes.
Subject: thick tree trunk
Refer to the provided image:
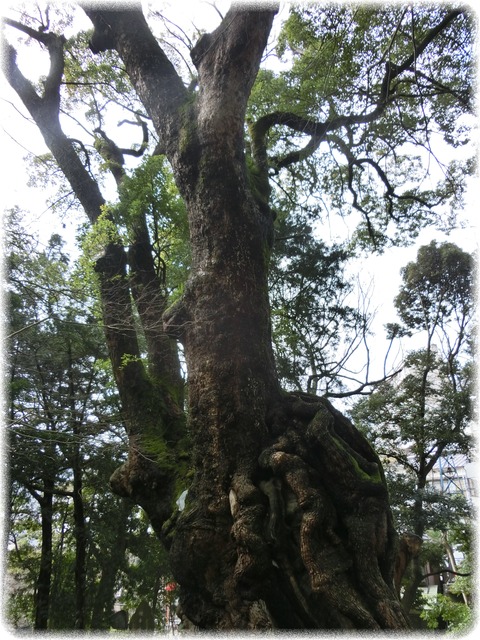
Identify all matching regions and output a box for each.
[82,3,411,630]
[165,140,281,629]
[5,4,412,630]
[165,163,409,626]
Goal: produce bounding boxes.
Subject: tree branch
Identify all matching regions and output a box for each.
[251,9,464,173]
[2,27,106,221]
[422,569,472,580]
[117,118,149,157]
[3,17,66,109]
[320,368,403,399]
[24,481,74,500]
[81,3,187,157]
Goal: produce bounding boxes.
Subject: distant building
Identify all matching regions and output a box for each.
[420,453,475,603]
[427,453,476,503]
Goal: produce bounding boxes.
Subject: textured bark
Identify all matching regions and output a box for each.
[82,4,411,629]
[128,216,184,404]
[34,487,54,629]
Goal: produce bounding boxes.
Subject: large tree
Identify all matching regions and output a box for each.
[2,2,474,630]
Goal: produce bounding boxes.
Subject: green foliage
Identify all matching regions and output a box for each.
[80,205,123,262]
[77,155,190,303]
[248,5,475,250]
[420,594,473,632]
[395,241,474,334]
[63,29,136,121]
[353,240,474,468]
[116,155,190,295]
[268,204,367,394]
[114,509,172,629]
[5,212,173,630]
[351,240,474,623]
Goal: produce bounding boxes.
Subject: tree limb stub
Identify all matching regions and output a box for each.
[191,6,278,138]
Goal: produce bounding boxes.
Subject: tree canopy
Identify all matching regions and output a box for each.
[2,1,476,632]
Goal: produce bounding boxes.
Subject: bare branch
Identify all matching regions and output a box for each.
[422,569,472,579]
[321,368,403,399]
[7,316,53,339]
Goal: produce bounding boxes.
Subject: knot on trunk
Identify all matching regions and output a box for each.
[94,242,127,275]
[190,32,213,67]
[163,296,190,342]
[88,13,115,53]
[109,455,175,538]
[229,473,271,600]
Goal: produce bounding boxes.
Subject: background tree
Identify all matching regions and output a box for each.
[7,219,82,628]
[6,212,173,630]
[351,241,474,626]
[2,2,475,630]
[7,212,105,628]
[420,536,473,633]
[269,210,374,396]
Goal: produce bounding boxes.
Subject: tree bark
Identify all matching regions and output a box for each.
[82,4,411,629]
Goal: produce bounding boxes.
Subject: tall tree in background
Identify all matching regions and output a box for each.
[8,220,75,628]
[351,241,474,619]
[2,2,474,630]
[6,213,173,630]
[7,214,113,628]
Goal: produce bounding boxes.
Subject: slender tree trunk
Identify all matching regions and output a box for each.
[72,470,86,629]
[90,500,130,629]
[66,343,87,629]
[34,488,54,629]
[400,474,426,616]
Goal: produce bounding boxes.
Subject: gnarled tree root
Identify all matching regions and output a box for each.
[170,392,410,630]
